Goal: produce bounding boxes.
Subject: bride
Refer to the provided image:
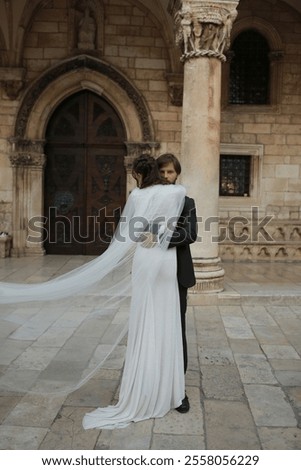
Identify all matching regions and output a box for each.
[0,154,186,429]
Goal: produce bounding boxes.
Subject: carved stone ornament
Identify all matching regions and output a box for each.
[0,67,26,100]
[1,80,25,100]
[174,0,239,62]
[219,220,301,262]
[77,6,96,50]
[9,153,46,167]
[166,73,184,106]
[9,138,44,154]
[169,84,183,106]
[8,139,46,167]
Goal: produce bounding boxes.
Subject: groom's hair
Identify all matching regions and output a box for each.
[156,153,182,175]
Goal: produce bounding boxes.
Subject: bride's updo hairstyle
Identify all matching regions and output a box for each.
[132,154,167,189]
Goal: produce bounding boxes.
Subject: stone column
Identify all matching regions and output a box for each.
[9,139,46,257]
[174,0,239,293]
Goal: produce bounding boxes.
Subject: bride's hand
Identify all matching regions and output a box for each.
[139,232,157,248]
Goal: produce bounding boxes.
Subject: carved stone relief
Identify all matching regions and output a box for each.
[77,6,96,50]
[0,67,25,100]
[219,220,301,261]
[166,73,183,106]
[71,0,104,54]
[1,80,24,99]
[8,139,46,167]
[174,0,239,62]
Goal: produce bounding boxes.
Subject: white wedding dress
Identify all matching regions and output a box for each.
[0,184,186,429]
[83,233,184,429]
[83,184,185,429]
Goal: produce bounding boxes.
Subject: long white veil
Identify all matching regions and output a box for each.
[0,184,186,395]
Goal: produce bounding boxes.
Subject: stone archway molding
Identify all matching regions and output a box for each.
[9,55,157,257]
[226,16,284,108]
[231,16,284,51]
[15,54,154,142]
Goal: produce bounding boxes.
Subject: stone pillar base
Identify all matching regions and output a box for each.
[191,257,225,293]
[25,245,45,256]
[0,236,12,258]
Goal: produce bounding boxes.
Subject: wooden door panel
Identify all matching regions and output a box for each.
[87,94,124,145]
[46,93,86,143]
[86,149,126,255]
[44,148,85,254]
[44,90,126,255]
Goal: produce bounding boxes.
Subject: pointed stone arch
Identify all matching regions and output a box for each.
[14,55,154,141]
[9,55,156,256]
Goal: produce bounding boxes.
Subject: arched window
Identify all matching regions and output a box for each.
[229,30,270,105]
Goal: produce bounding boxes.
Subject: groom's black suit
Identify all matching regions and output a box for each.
[169,195,197,373]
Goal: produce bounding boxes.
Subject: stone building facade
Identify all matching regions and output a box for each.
[0,0,300,292]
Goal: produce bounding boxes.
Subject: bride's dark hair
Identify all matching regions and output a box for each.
[132,154,167,189]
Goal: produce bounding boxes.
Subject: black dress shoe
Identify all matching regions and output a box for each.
[175,394,190,413]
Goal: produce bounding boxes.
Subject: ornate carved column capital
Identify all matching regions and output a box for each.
[8,139,46,168]
[174,0,239,63]
[8,138,47,257]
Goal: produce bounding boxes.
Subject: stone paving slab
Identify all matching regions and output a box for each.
[234,353,278,384]
[39,406,100,450]
[2,394,65,428]
[0,425,49,450]
[97,420,153,450]
[244,384,297,428]
[1,258,301,450]
[258,427,301,450]
[204,400,261,450]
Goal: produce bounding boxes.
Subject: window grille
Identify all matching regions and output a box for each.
[219,155,251,197]
[229,30,270,105]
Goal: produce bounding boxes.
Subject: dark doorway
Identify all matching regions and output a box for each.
[44,90,127,255]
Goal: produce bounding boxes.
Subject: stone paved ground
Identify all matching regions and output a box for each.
[0,257,301,450]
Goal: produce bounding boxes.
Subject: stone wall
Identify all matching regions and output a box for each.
[21,0,182,155]
[219,0,301,260]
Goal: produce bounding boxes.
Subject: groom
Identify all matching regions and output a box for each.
[156,153,197,413]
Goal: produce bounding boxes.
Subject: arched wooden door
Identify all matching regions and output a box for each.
[44,90,127,255]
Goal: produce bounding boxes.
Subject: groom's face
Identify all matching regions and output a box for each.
[159,162,178,184]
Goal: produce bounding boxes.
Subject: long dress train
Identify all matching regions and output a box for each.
[82,242,185,429]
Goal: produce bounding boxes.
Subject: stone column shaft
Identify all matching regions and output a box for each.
[181,57,224,292]
[174,0,239,292]
[9,139,46,257]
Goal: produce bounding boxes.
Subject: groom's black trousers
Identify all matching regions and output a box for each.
[178,283,188,374]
